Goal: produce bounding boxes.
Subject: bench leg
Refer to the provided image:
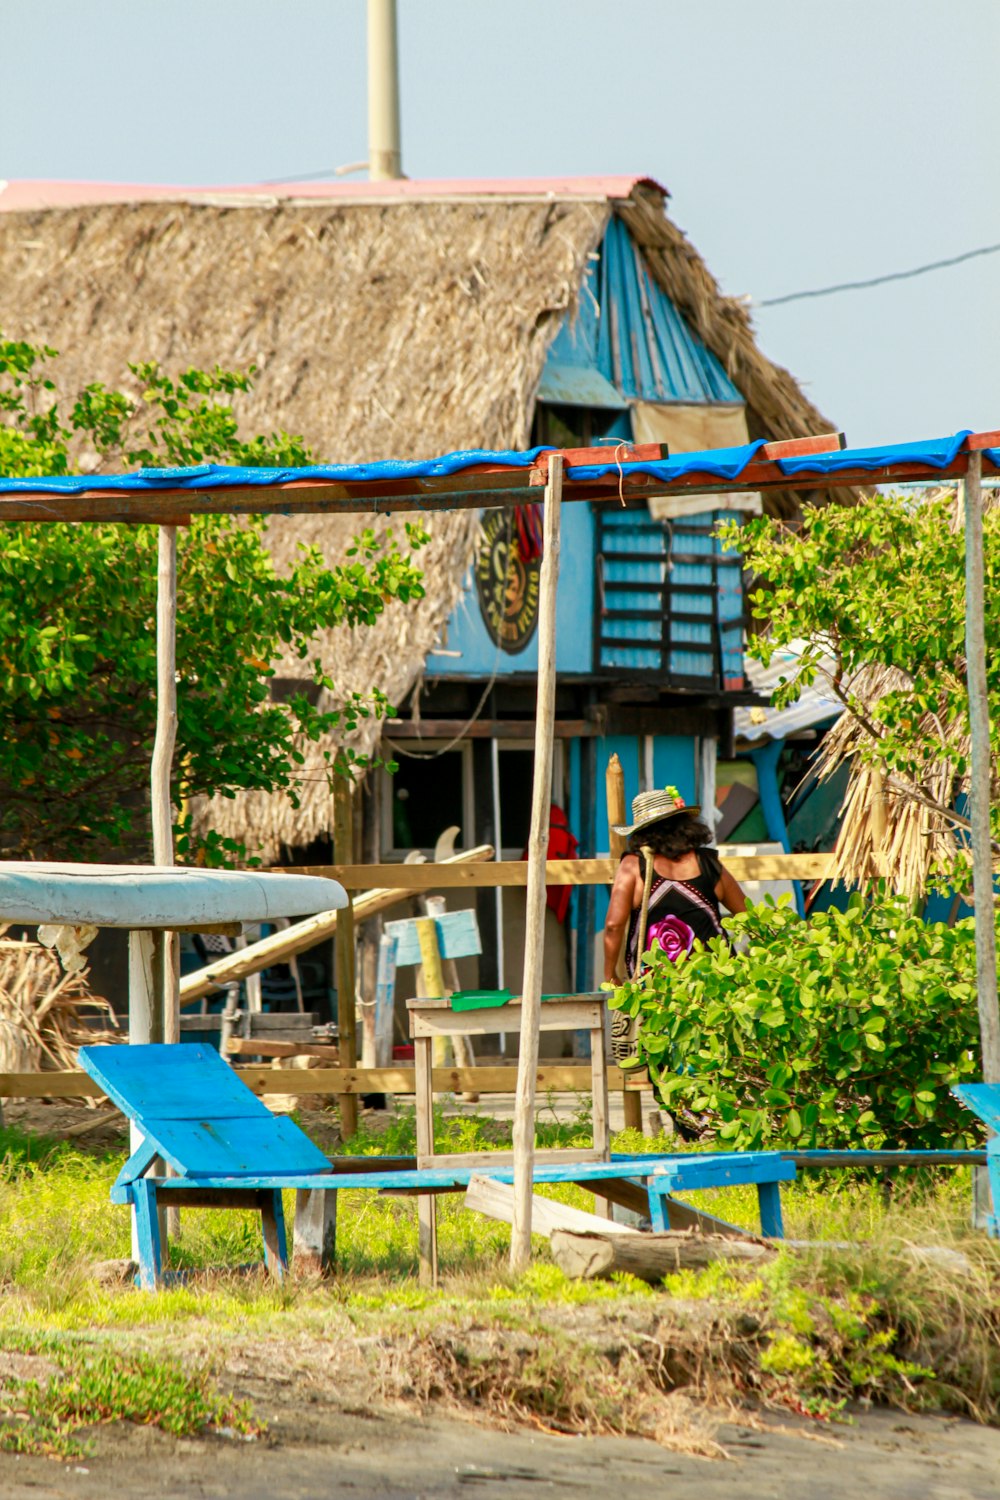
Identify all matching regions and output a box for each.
[414,1033,438,1286]
[757,1180,785,1239]
[132,1179,163,1290]
[646,1186,669,1233]
[293,1187,338,1275]
[261,1190,289,1279]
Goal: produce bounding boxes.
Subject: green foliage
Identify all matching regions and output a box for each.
[611,893,986,1151]
[720,491,1000,877]
[0,336,426,861]
[0,1333,259,1457]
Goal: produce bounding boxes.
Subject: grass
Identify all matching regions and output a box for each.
[0,1103,998,1451]
[0,1330,260,1458]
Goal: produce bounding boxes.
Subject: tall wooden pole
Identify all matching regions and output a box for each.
[510,456,563,1274]
[150,525,180,1046]
[964,451,1000,1081]
[334,778,359,1137]
[606,752,642,1128]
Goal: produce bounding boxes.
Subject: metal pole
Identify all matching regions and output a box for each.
[964,451,1000,1081]
[510,456,562,1274]
[368,0,402,181]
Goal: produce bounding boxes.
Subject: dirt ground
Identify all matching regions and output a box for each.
[1,1390,998,1500]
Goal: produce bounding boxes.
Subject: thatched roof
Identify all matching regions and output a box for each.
[0,177,840,862]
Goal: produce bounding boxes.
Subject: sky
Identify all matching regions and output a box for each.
[2,0,998,447]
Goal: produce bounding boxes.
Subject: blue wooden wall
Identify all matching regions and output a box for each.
[429,501,595,677]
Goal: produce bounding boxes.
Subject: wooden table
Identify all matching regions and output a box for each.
[407,991,610,1282]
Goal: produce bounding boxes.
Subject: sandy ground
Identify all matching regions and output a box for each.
[1,1399,999,1500]
[4,1100,998,1498]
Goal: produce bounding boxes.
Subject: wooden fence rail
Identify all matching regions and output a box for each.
[0,1064,643,1101]
[287,854,835,888]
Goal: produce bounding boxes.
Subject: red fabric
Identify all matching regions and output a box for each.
[522,804,579,923]
[514,503,545,562]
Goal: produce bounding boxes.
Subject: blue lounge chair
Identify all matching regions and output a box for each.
[80,1043,798,1287]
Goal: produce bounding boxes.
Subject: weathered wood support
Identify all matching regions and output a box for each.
[293,1187,338,1275]
[511,456,563,1274]
[550,1228,775,1283]
[333,779,358,1138]
[964,450,1000,1082]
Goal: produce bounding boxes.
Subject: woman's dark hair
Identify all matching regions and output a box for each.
[627,812,713,860]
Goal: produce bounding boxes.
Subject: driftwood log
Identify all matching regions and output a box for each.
[550,1228,776,1283]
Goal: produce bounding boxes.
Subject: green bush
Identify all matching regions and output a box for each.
[610,893,987,1151]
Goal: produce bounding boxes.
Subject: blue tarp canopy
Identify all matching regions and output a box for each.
[0,431,995,516]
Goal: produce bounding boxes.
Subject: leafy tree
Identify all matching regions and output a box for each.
[611,894,985,1152]
[0,336,426,863]
[722,492,1000,885]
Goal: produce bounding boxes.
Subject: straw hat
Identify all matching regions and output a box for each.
[613,786,700,838]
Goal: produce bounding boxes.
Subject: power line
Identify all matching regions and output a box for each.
[758,239,1000,308]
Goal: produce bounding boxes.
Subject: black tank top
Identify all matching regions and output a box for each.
[624,848,725,976]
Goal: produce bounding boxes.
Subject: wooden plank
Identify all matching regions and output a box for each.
[385,718,599,740]
[511,454,563,1274]
[293,853,835,889]
[419,1147,604,1171]
[0,1071,104,1098]
[0,1062,639,1099]
[759,432,845,460]
[224,1038,341,1060]
[465,1173,637,1237]
[551,1229,773,1283]
[409,1000,602,1039]
[404,991,605,1010]
[288,859,611,888]
[386,909,481,965]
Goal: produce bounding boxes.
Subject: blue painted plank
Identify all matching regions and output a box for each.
[953,1083,1000,1134]
[757,1181,785,1238]
[133,1178,163,1290]
[114,1136,160,1191]
[141,1116,331,1179]
[80,1043,274,1121]
[385,909,482,966]
[650,1157,796,1191]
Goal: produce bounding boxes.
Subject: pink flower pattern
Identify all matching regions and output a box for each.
[645,913,696,964]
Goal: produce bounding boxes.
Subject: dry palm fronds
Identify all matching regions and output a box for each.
[0,930,118,1077]
[814,665,973,899]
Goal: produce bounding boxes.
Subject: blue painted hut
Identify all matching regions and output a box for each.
[0,174,843,1018]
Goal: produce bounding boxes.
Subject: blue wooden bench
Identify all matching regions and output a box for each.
[953,1083,1000,1236]
[79,1043,799,1287]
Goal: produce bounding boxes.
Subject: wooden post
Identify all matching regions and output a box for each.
[128,928,169,1255]
[607,754,627,866]
[510,455,562,1274]
[606,752,641,1129]
[333,779,359,1137]
[151,525,181,1049]
[964,451,1000,1081]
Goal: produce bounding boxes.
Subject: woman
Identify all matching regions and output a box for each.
[602,787,747,1066]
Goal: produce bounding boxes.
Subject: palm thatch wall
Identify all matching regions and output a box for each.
[0,182,840,862]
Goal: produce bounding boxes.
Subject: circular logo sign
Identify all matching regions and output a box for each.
[475,510,541,654]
